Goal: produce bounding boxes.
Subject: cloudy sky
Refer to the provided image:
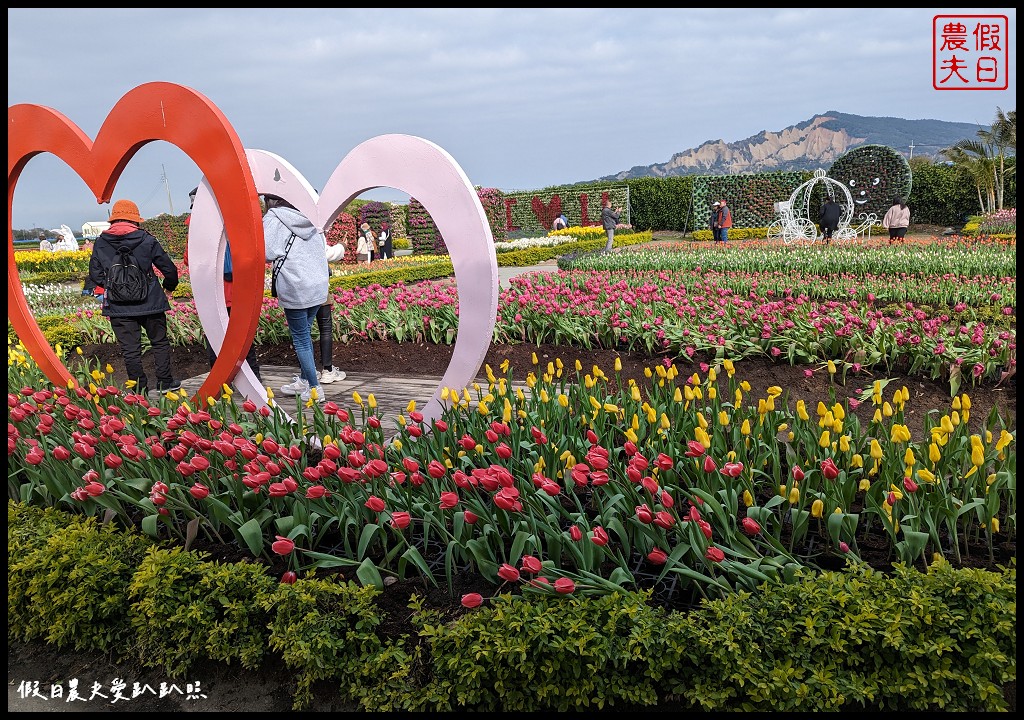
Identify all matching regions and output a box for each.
[8,8,1016,232]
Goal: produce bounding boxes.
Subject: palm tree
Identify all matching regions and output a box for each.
[942,107,1016,213]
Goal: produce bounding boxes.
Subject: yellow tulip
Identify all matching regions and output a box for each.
[817,401,828,417]
[723,359,735,376]
[950,410,960,426]
[531,352,539,365]
[872,409,882,424]
[645,406,656,424]
[819,430,831,448]
[683,385,694,401]
[811,499,824,518]
[614,357,622,372]
[970,435,985,467]
[660,413,671,430]
[697,412,708,429]
[859,478,871,492]
[951,396,961,410]
[743,490,753,507]
[708,386,717,400]
[882,402,893,417]
[832,403,845,421]
[741,419,751,436]
[916,468,936,484]
[588,396,602,411]
[851,453,863,468]
[996,430,1013,452]
[630,385,641,402]
[352,391,363,406]
[695,427,711,448]
[740,380,751,392]
[787,431,795,442]
[870,439,883,460]
[539,389,550,404]
[575,359,582,371]
[796,400,809,421]
[839,435,850,453]
[989,517,999,533]
[903,448,916,467]
[827,360,836,375]
[673,387,683,403]
[558,393,569,407]
[767,385,782,398]
[624,428,638,444]
[718,410,730,426]
[789,486,801,504]
[735,388,743,404]
[708,367,717,382]
[961,393,971,411]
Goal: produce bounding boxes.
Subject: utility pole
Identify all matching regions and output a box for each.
[162,165,175,215]
[908,140,915,160]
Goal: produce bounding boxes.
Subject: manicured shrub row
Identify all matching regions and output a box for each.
[8,501,1015,712]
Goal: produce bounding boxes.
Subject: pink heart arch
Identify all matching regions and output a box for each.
[188,137,498,427]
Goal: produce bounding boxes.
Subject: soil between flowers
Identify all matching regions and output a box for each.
[10,337,1017,712]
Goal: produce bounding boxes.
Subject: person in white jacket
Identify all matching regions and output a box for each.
[882,197,911,243]
[264,194,344,403]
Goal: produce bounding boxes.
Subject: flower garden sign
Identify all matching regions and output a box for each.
[9,83,498,428]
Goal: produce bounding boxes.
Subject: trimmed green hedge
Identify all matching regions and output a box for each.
[8,501,1015,712]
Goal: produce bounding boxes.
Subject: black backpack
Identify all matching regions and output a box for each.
[106,245,149,303]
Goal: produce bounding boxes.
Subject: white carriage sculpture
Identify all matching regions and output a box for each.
[767,169,878,244]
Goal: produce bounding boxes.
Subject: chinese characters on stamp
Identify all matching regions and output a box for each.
[933,15,1009,90]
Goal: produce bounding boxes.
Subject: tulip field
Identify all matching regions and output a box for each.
[7,233,1017,607]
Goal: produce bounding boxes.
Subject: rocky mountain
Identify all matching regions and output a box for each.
[600,111,984,180]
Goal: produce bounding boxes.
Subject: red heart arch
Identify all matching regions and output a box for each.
[8,82,264,403]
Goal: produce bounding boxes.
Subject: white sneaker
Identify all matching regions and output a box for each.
[301,385,327,404]
[319,366,347,384]
[280,376,310,396]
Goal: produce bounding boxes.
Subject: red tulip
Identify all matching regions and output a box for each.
[653,511,676,529]
[655,453,674,471]
[389,511,411,530]
[703,455,717,473]
[495,443,512,460]
[459,434,477,451]
[104,453,123,469]
[497,563,521,583]
[365,496,386,513]
[741,517,762,536]
[189,483,210,500]
[646,548,668,565]
[635,504,654,524]
[463,510,479,525]
[84,481,106,497]
[402,457,420,473]
[903,477,919,493]
[590,526,609,546]
[52,445,71,461]
[821,458,840,481]
[461,593,483,608]
[705,546,725,563]
[305,485,328,499]
[280,571,297,585]
[439,491,459,510]
[792,465,805,482]
[520,555,542,574]
[242,399,257,413]
[623,440,639,456]
[271,536,295,555]
[569,525,583,541]
[433,420,448,432]
[427,460,447,479]
[553,578,576,595]
[685,440,706,458]
[190,455,211,472]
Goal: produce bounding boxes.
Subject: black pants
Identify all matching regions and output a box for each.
[821,224,836,241]
[205,306,262,382]
[109,313,174,392]
[316,304,333,371]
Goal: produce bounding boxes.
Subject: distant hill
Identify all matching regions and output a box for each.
[599,111,983,181]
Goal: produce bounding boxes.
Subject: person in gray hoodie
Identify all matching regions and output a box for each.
[263,194,336,404]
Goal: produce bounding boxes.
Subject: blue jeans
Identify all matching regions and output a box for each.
[283,306,321,388]
[720,228,728,243]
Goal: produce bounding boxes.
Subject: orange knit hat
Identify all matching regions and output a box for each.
[109,199,143,224]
